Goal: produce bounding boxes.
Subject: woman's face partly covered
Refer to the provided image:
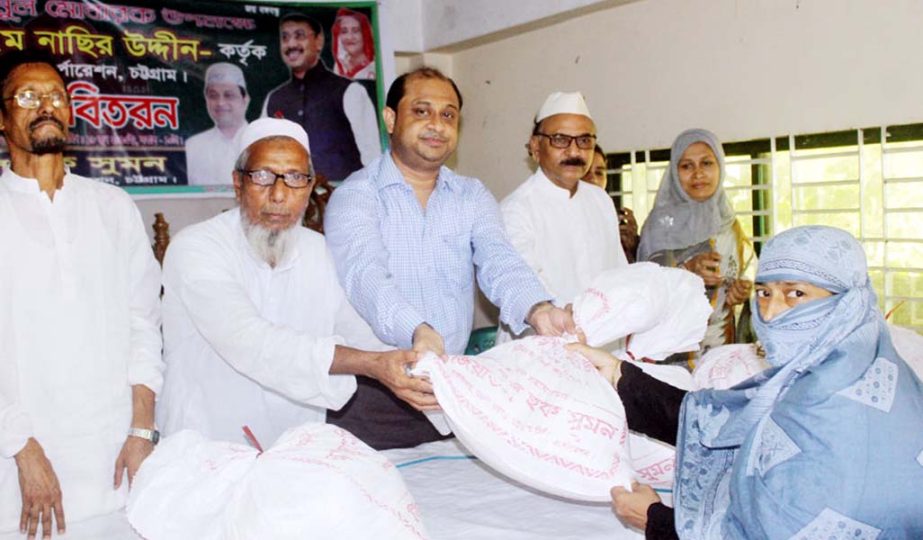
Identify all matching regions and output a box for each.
[754,281,833,321]
[677,142,720,202]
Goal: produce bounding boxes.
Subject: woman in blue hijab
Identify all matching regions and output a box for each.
[573,225,923,539]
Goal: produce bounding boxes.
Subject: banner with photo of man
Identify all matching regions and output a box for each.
[0,0,384,196]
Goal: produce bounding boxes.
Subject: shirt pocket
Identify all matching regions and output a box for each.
[439,232,474,290]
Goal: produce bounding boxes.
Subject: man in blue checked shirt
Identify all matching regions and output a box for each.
[324,67,574,449]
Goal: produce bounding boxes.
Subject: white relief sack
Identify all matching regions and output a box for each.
[888,323,923,380]
[412,264,712,502]
[629,433,676,492]
[572,263,712,360]
[693,344,770,390]
[127,423,428,540]
[414,339,632,502]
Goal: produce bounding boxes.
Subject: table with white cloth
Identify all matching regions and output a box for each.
[384,439,645,540]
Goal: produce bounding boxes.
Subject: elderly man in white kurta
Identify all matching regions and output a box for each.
[158,118,434,447]
[0,55,162,540]
[499,92,627,341]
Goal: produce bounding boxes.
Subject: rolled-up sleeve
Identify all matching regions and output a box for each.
[470,181,550,334]
[163,236,355,409]
[325,180,425,350]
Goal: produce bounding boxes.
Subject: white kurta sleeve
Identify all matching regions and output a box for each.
[501,194,554,297]
[343,83,382,166]
[123,200,165,395]
[163,237,356,409]
[0,395,31,458]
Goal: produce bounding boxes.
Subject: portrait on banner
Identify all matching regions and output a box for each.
[0,0,384,195]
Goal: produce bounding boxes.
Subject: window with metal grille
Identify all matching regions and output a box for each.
[603,123,923,332]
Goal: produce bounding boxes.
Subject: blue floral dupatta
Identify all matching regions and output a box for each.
[674,226,923,539]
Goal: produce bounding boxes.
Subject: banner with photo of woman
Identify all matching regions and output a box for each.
[0,0,384,196]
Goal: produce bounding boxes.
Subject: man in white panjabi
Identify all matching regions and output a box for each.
[0,53,162,539]
[158,118,435,446]
[184,62,250,186]
[498,92,627,342]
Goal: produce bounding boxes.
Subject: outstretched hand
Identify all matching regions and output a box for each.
[528,302,577,337]
[373,349,439,411]
[412,323,445,357]
[566,342,622,386]
[611,482,661,530]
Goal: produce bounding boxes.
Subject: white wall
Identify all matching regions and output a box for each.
[420,0,625,51]
[448,0,923,200]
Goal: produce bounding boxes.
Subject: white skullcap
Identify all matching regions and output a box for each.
[535,91,593,123]
[205,62,247,90]
[236,118,311,158]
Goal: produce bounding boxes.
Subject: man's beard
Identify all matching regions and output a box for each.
[29,116,68,155]
[241,212,299,267]
[31,135,67,155]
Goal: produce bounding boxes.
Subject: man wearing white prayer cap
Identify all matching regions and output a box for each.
[159,117,435,447]
[184,62,251,185]
[498,91,628,342]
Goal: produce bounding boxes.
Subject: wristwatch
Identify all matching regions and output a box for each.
[128,427,160,445]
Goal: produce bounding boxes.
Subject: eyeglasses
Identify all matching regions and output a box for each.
[239,169,314,189]
[2,90,69,110]
[535,133,597,150]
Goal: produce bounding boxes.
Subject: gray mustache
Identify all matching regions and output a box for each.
[30,116,65,131]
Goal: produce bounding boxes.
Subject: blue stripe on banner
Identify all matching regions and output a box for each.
[395,455,478,469]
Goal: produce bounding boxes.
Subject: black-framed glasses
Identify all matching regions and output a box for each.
[2,90,69,110]
[238,168,315,189]
[535,132,597,150]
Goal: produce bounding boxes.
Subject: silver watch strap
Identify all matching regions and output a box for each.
[128,427,159,443]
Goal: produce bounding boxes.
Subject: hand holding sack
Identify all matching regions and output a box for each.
[414,264,712,501]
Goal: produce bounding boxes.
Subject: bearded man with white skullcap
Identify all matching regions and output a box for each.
[185,62,251,185]
[498,92,628,343]
[159,118,435,446]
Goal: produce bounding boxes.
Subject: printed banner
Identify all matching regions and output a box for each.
[0,0,384,196]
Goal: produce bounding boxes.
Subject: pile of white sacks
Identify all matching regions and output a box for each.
[127,424,428,540]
